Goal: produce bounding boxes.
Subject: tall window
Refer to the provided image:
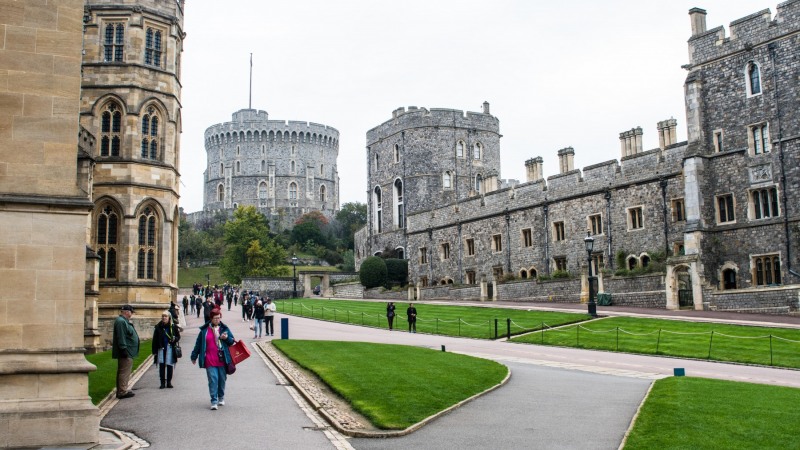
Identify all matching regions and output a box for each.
[319,185,326,202]
[394,179,404,228]
[554,256,567,272]
[589,214,603,235]
[475,174,483,194]
[374,153,379,171]
[291,160,296,173]
[104,23,125,62]
[96,205,119,279]
[465,238,475,256]
[717,194,735,223]
[713,131,724,153]
[456,141,465,158]
[443,171,452,189]
[373,186,382,233]
[217,184,224,202]
[492,234,502,252]
[259,182,268,206]
[752,187,779,219]
[137,207,157,280]
[419,247,427,264]
[289,182,298,200]
[751,124,769,155]
[672,199,685,222]
[100,102,122,157]
[628,207,644,230]
[219,163,224,177]
[393,144,400,163]
[440,243,451,260]
[522,228,533,247]
[553,222,565,241]
[144,27,162,67]
[753,254,781,286]
[320,164,324,176]
[236,161,240,174]
[140,106,159,159]
[465,270,476,284]
[473,142,482,160]
[747,62,761,96]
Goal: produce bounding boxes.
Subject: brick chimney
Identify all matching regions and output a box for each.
[557,147,574,174]
[525,157,544,182]
[657,118,678,149]
[482,101,490,114]
[689,8,707,36]
[619,127,643,158]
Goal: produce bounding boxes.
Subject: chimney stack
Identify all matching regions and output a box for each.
[525,157,544,182]
[619,127,643,158]
[482,101,490,114]
[657,118,678,149]
[557,147,575,174]
[689,8,707,36]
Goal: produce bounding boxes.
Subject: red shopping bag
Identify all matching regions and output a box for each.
[229,339,251,365]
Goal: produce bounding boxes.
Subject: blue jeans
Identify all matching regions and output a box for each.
[205,366,227,405]
[253,318,263,336]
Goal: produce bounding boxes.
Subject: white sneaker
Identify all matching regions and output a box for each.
[210,404,218,410]
[218,400,225,406]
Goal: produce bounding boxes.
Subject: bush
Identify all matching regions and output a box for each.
[359,256,388,288]
[385,258,408,286]
[551,270,571,279]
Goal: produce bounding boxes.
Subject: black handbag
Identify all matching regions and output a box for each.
[174,344,182,358]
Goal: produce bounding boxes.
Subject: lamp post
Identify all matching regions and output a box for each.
[584,232,598,317]
[292,255,298,298]
[205,273,210,291]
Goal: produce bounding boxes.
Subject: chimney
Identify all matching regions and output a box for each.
[689,8,707,36]
[619,127,643,157]
[482,101,490,114]
[525,157,544,182]
[557,147,575,174]
[657,118,678,149]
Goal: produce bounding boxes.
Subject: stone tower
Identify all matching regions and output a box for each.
[81,0,185,343]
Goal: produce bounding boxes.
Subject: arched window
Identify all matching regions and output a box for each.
[258,182,268,206]
[219,163,223,177]
[144,28,162,67]
[320,164,324,176]
[628,256,638,270]
[475,174,483,193]
[217,184,224,202]
[319,185,326,202]
[373,186,382,233]
[394,179,404,228]
[100,102,122,157]
[289,182,298,199]
[520,269,528,279]
[261,160,266,172]
[393,144,400,163]
[96,204,119,279]
[291,160,296,173]
[456,141,465,158]
[747,62,762,96]
[236,161,240,173]
[396,247,405,260]
[443,171,452,189]
[473,142,482,160]
[722,268,737,290]
[530,268,538,279]
[140,106,159,159]
[641,255,651,268]
[136,206,158,280]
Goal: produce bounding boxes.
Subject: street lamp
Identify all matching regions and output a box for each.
[292,254,298,298]
[205,273,210,291]
[584,231,598,317]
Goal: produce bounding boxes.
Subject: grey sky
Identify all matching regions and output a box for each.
[179,1,771,213]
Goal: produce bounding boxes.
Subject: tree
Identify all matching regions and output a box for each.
[177,218,216,267]
[292,220,327,248]
[385,258,408,286]
[219,206,287,283]
[334,202,367,250]
[359,256,387,288]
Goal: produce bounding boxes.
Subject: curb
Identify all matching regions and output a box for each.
[617,379,657,450]
[97,354,155,419]
[255,341,512,438]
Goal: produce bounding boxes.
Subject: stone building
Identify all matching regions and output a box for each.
[80,0,185,345]
[191,108,340,229]
[355,2,800,314]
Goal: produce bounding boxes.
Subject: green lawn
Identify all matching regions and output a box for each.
[85,340,152,404]
[625,377,800,449]
[511,316,800,369]
[273,340,508,429]
[275,299,589,339]
[177,265,342,288]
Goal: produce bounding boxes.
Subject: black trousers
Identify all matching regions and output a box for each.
[158,363,174,385]
[265,316,275,335]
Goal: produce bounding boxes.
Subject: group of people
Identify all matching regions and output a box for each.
[386,302,417,332]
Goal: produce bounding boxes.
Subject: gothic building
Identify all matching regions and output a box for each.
[355,3,800,314]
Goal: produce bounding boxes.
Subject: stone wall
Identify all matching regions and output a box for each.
[242,277,304,300]
[498,278,583,303]
[331,282,364,299]
[602,274,667,308]
[363,288,407,300]
[705,286,800,314]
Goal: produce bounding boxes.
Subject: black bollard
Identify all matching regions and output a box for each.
[441,345,446,352]
[280,317,289,339]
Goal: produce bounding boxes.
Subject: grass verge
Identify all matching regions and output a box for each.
[625,377,800,449]
[272,340,508,429]
[275,299,589,339]
[511,316,800,369]
[85,340,152,404]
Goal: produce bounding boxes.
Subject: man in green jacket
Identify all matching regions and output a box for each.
[112,305,140,399]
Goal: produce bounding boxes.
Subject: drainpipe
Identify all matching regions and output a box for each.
[543,203,550,275]
[768,43,800,279]
[660,178,670,257]
[605,190,613,270]
[505,209,512,274]
[457,222,463,284]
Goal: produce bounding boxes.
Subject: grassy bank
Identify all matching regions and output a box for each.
[85,340,152,404]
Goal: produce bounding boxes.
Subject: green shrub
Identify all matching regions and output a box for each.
[551,270,571,279]
[384,258,408,286]
[359,256,388,288]
[501,273,517,283]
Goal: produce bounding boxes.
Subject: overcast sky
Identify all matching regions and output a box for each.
[178,1,771,213]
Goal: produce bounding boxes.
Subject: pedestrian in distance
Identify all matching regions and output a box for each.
[112,305,140,399]
[195,296,202,318]
[169,301,179,323]
[252,300,265,339]
[182,295,189,316]
[407,303,417,333]
[241,293,248,321]
[264,298,276,336]
[226,291,233,311]
[152,310,181,389]
[386,302,396,330]
[202,297,215,323]
[191,309,235,410]
[190,294,196,315]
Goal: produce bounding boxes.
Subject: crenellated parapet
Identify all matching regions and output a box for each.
[367,105,500,144]
[205,109,339,149]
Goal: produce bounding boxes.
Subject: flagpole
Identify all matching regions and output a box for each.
[249,53,253,109]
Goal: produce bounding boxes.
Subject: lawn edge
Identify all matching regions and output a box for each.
[259,340,512,438]
[96,354,154,418]
[617,378,658,450]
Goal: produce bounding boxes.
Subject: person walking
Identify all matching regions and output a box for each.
[169,301,179,323]
[152,311,181,389]
[112,305,139,399]
[191,309,235,410]
[407,303,417,333]
[241,293,248,321]
[190,294,196,315]
[226,290,233,311]
[252,300,265,338]
[386,302,396,330]
[195,296,202,319]
[182,295,189,316]
[264,298,276,336]
[202,297,215,323]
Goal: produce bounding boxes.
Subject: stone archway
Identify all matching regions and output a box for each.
[666,258,703,310]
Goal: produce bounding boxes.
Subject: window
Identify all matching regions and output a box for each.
[747,62,762,96]
[456,141,465,158]
[591,253,604,274]
[259,182,268,206]
[628,207,644,230]
[589,214,603,235]
[443,171,452,189]
[374,153,379,171]
[672,199,685,222]
[520,269,528,279]
[104,22,125,62]
[419,247,428,264]
[394,179,404,228]
[751,187,779,219]
[261,160,266,172]
[465,270,476,284]
[140,106,159,159]
[753,254,781,286]
[393,144,400,163]
[493,266,504,279]
[473,142,482,160]
[144,27,162,67]
[136,207,157,280]
[475,174,483,194]
[722,268,737,290]
[235,161,240,174]
[628,256,638,270]
[396,248,404,260]
[713,130,724,153]
[319,185,326,202]
[717,194,735,223]
[236,146,240,156]
[553,222,565,241]
[320,164,324,176]
[100,102,122,157]
[373,186,382,233]
[465,238,475,256]
[673,242,685,256]
[554,256,567,272]
[420,276,429,287]
[750,124,770,155]
[522,228,532,247]
[96,205,119,279]
[291,160,296,173]
[219,163,224,177]
[217,184,224,202]
[492,234,502,252]
[291,145,295,155]
[289,182,298,200]
[440,243,451,260]
[641,254,650,268]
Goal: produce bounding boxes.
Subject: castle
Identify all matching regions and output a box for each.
[188,108,340,230]
[355,3,800,314]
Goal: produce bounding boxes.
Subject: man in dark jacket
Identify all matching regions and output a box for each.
[112,305,140,399]
[202,297,215,323]
[407,303,417,333]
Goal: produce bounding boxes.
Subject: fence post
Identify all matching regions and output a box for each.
[347,310,350,323]
[494,319,498,339]
[770,334,773,366]
[507,318,511,339]
[656,329,661,354]
[577,325,580,346]
[707,330,714,359]
[436,318,439,334]
[541,322,544,345]
[458,318,461,337]
[361,312,364,325]
[616,327,619,351]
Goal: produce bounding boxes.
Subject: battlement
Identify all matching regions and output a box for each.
[85,0,184,22]
[687,1,800,66]
[367,104,500,144]
[205,111,339,143]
